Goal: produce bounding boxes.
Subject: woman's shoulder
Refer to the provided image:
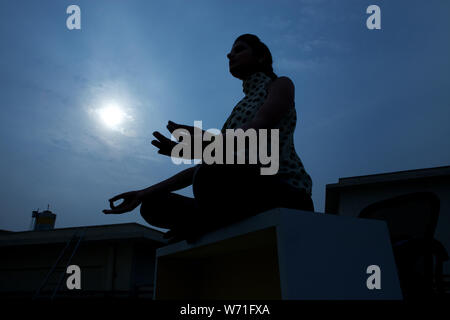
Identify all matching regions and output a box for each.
[266,75,295,97]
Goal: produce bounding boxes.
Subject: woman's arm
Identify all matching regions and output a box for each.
[152,78,295,161]
[241,76,295,131]
[103,166,198,214]
[137,165,198,198]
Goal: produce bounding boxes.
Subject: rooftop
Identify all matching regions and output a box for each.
[327,165,450,190]
[325,165,450,214]
[0,222,168,247]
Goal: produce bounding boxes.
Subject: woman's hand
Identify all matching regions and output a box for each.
[103,191,142,214]
[151,131,179,157]
[151,120,205,159]
[166,120,202,137]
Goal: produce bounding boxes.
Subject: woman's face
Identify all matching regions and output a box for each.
[227,40,260,79]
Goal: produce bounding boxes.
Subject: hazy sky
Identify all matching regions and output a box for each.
[1,0,449,232]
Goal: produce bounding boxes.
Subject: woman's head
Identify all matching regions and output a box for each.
[227,34,277,80]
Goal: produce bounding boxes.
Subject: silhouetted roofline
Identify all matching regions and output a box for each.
[0,222,168,247]
[325,165,450,214]
[327,165,450,189]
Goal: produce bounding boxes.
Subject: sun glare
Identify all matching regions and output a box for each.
[98,104,125,129]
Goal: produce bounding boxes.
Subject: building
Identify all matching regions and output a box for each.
[2,165,449,299]
[0,223,168,299]
[325,165,450,276]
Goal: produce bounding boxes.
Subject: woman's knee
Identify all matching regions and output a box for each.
[192,164,221,196]
[193,163,258,193]
[139,192,169,227]
[193,163,221,183]
[139,199,156,224]
[139,198,150,216]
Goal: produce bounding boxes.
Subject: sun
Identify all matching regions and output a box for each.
[98,104,125,129]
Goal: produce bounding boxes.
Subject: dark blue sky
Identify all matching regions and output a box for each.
[1,0,449,232]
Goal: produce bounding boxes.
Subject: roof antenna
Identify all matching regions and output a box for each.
[30,208,39,230]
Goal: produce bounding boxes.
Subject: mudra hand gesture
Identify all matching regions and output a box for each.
[103,191,142,214]
[151,120,206,159]
[103,120,204,215]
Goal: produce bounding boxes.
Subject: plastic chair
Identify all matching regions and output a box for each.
[358,192,449,300]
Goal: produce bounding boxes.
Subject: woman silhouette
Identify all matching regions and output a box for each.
[103,34,314,242]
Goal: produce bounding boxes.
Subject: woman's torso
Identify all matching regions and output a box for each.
[221,71,313,196]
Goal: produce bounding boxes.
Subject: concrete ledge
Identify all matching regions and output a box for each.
[154,208,403,300]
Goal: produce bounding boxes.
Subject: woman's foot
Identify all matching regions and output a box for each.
[163,227,202,244]
[163,229,176,239]
[163,229,186,244]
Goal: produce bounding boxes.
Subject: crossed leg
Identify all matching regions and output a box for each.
[140,163,314,242]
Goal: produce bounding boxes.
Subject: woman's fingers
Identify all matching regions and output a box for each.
[103,208,127,214]
[166,121,178,133]
[152,138,173,155]
[104,200,134,214]
[152,127,197,160]
[109,193,128,209]
[151,139,162,149]
[103,205,125,214]
[152,131,179,156]
[109,191,132,201]
[108,199,125,211]
[153,132,173,147]
[158,149,171,156]
[104,191,141,215]
[167,121,194,136]
[166,122,206,142]
[109,195,121,203]
[167,120,185,131]
[108,199,116,209]
[153,131,171,143]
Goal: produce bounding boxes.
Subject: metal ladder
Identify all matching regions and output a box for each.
[33,228,86,300]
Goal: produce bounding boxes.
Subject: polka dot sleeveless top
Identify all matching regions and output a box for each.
[221,71,313,196]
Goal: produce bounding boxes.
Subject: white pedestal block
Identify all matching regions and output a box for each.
[154,208,403,300]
